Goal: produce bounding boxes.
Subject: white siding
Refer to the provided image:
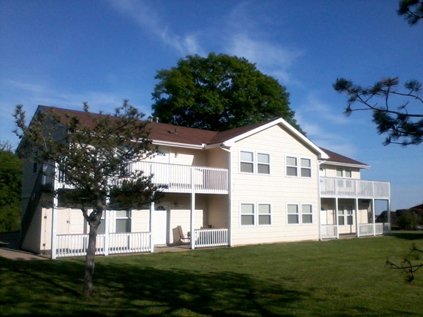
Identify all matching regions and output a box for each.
[229,125,320,245]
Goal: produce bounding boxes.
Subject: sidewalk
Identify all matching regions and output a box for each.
[0,232,46,261]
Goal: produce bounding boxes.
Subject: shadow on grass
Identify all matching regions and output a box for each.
[389,231,423,241]
[0,256,306,316]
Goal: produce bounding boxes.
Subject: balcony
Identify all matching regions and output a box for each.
[320,177,390,199]
[130,161,229,194]
[57,161,229,194]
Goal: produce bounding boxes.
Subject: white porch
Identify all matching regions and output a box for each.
[50,161,230,258]
[53,227,229,258]
[320,196,391,240]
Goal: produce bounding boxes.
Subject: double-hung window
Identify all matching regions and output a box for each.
[286,156,298,176]
[258,204,271,225]
[240,151,254,173]
[115,210,131,233]
[288,204,313,224]
[300,159,311,177]
[286,156,311,177]
[241,203,272,225]
[302,204,313,223]
[287,204,299,224]
[257,153,270,174]
[241,203,255,225]
[240,151,270,174]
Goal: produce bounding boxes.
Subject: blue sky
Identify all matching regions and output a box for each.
[0,0,422,210]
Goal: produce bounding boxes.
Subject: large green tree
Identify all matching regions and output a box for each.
[0,143,21,232]
[334,0,422,146]
[14,102,161,296]
[152,53,302,132]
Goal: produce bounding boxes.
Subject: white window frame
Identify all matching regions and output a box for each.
[240,203,255,226]
[240,202,272,226]
[300,158,311,177]
[286,155,312,178]
[257,153,270,174]
[115,210,131,233]
[287,203,314,224]
[240,151,271,175]
[337,169,352,178]
[240,151,254,173]
[258,203,272,225]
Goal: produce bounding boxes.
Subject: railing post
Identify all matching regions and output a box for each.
[372,199,376,236]
[355,198,360,238]
[51,163,59,259]
[190,167,196,250]
[335,198,339,239]
[104,209,109,256]
[149,202,154,253]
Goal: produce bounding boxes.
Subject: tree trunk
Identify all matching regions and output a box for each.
[83,207,103,297]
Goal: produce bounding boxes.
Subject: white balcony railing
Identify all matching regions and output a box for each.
[55,232,151,258]
[194,228,229,248]
[320,177,390,199]
[57,161,229,194]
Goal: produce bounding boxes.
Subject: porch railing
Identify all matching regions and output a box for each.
[358,223,386,236]
[57,162,228,194]
[320,224,338,240]
[55,232,151,258]
[130,161,228,194]
[194,228,229,248]
[320,177,390,199]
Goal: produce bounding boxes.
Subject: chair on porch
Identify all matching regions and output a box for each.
[173,225,191,245]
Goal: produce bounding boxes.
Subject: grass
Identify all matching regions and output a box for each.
[1,232,422,316]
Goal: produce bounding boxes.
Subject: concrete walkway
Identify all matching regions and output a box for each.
[0,232,46,261]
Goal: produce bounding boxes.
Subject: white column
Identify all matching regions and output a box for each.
[149,201,155,253]
[372,199,376,236]
[387,199,391,233]
[355,198,360,238]
[190,167,195,250]
[51,163,59,259]
[335,198,339,239]
[104,209,109,256]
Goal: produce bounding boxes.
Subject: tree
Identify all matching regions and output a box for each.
[0,145,21,232]
[386,244,423,282]
[333,77,423,145]
[14,102,161,296]
[334,1,422,146]
[152,53,302,132]
[398,0,423,25]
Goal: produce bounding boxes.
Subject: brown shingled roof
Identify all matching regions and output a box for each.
[320,147,367,167]
[38,106,365,165]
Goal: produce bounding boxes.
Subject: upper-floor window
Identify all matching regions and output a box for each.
[301,159,311,177]
[240,151,270,174]
[286,156,297,176]
[337,169,352,178]
[286,156,311,177]
[257,153,270,174]
[240,151,254,173]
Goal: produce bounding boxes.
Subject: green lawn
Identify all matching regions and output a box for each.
[1,232,422,316]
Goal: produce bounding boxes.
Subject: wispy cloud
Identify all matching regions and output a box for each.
[297,93,349,126]
[107,0,204,56]
[221,3,303,85]
[225,33,302,84]
[0,79,132,114]
[295,93,358,157]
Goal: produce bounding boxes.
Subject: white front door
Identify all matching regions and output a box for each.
[152,209,167,245]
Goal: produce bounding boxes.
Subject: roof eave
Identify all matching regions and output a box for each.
[216,118,329,160]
